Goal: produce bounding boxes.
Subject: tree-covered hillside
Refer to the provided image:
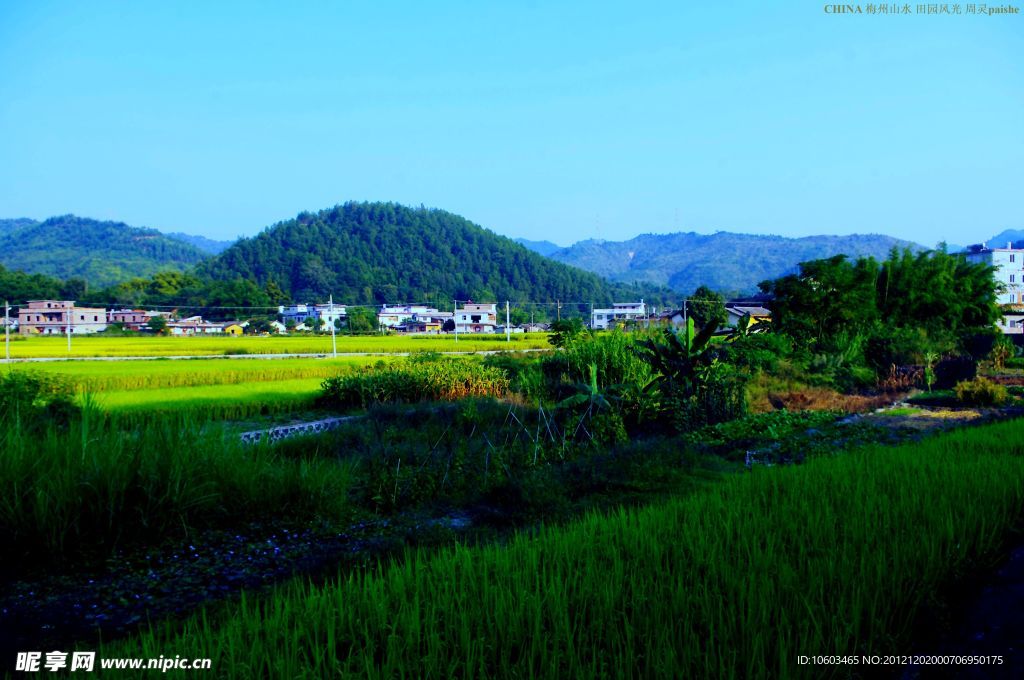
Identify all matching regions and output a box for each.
[0,215,210,288]
[530,231,926,295]
[202,202,670,305]
[165,232,235,255]
[0,218,39,236]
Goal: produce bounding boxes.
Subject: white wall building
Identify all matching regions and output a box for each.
[378,305,440,328]
[456,303,497,333]
[965,242,1024,333]
[591,301,646,330]
[279,303,346,328]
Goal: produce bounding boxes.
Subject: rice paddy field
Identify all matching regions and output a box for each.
[3,332,551,359]
[20,357,393,391]
[102,418,1024,679]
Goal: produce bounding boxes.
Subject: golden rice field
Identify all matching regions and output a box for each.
[2,332,551,358]
[17,357,395,391]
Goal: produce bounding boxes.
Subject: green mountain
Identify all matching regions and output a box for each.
[165,232,234,255]
[0,215,210,288]
[984,229,1024,249]
[0,218,38,236]
[202,202,671,305]
[526,232,925,295]
[513,238,563,258]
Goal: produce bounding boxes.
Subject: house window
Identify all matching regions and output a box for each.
[1012,254,1016,263]
[1012,275,1016,283]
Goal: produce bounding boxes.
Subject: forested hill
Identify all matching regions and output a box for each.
[165,232,235,255]
[0,215,210,288]
[202,202,670,305]
[527,231,925,295]
[0,218,39,236]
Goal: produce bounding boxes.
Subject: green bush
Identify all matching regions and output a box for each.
[719,333,791,374]
[954,377,1009,407]
[0,371,79,433]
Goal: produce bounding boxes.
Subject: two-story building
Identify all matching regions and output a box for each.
[591,301,646,330]
[456,303,497,333]
[18,300,108,335]
[378,305,440,329]
[108,309,173,331]
[279,303,347,329]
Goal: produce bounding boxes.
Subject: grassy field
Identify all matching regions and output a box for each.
[92,378,326,418]
[0,409,356,563]
[104,417,1024,679]
[3,333,551,358]
[15,357,395,392]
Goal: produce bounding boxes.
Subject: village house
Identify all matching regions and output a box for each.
[279,303,347,329]
[397,310,452,334]
[964,242,1024,334]
[378,305,440,329]
[17,300,108,335]
[455,302,497,333]
[656,300,772,332]
[725,304,771,329]
[591,301,646,330]
[108,309,173,331]
[166,316,227,336]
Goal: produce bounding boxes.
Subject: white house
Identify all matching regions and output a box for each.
[964,242,1024,333]
[378,305,440,329]
[279,303,346,329]
[591,301,646,330]
[456,303,497,333]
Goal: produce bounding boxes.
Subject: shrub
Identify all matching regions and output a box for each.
[719,333,791,374]
[0,371,79,433]
[989,335,1015,370]
[954,377,1009,407]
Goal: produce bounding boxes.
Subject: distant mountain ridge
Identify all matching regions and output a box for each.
[0,215,211,288]
[202,202,672,304]
[512,238,562,258]
[519,231,928,295]
[164,232,234,255]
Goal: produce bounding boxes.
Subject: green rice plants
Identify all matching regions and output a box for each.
[104,418,1024,678]
[8,332,552,359]
[0,411,356,566]
[318,359,510,410]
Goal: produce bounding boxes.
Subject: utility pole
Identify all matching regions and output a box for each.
[556,300,561,322]
[454,299,458,343]
[329,295,337,358]
[66,302,72,353]
[4,300,9,363]
[505,300,510,343]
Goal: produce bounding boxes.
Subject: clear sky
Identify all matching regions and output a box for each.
[1,1,1020,246]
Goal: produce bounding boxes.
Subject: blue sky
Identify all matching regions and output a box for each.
[0,1,1020,246]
